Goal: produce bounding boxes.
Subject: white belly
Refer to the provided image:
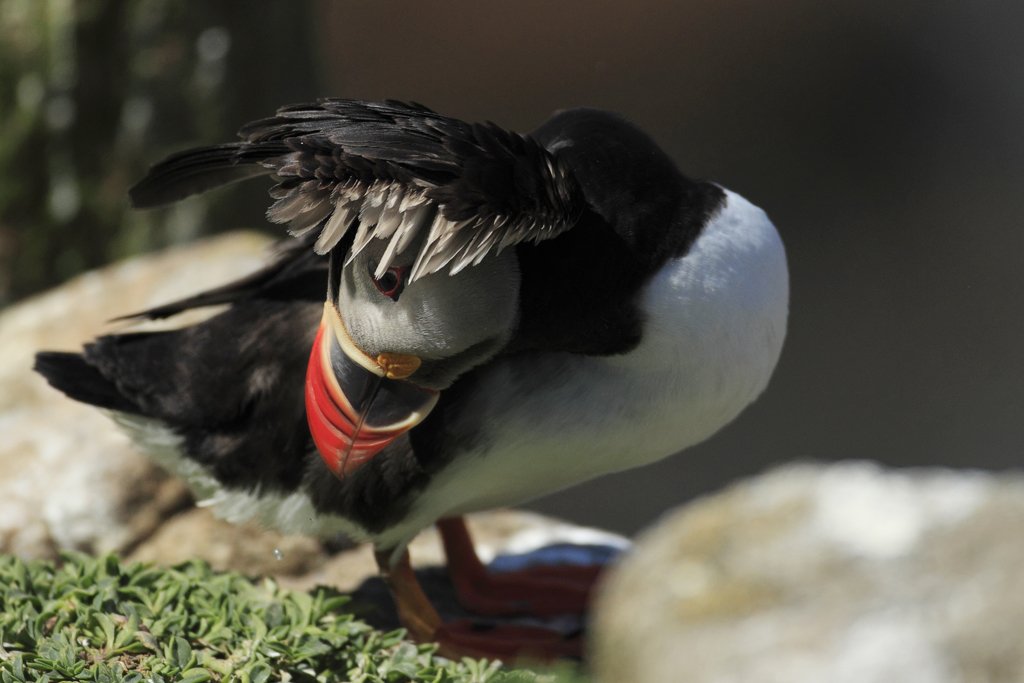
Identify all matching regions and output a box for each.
[376,189,789,548]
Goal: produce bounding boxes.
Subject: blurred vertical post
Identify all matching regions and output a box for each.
[0,0,320,307]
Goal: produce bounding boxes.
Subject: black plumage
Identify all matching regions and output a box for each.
[130,100,584,279]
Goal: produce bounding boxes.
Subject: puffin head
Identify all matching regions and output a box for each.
[337,234,521,390]
[305,229,521,478]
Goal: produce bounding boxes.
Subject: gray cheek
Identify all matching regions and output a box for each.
[340,299,393,356]
[337,286,445,358]
[337,248,520,364]
[337,273,385,352]
[391,294,465,358]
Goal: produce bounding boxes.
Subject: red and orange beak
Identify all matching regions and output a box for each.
[305,302,439,478]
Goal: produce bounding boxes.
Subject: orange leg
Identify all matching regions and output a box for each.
[373,548,441,641]
[436,516,603,617]
[374,544,584,661]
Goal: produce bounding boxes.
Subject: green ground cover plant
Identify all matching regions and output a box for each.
[0,553,579,683]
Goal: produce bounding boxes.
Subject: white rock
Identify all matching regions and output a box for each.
[593,461,1024,683]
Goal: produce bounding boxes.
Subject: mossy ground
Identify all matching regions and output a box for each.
[0,553,583,683]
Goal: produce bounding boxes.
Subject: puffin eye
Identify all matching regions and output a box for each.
[370,264,409,301]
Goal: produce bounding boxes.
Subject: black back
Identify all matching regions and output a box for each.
[508,108,724,355]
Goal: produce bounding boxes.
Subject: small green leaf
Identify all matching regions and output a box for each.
[173,635,193,669]
[178,668,213,683]
[113,609,141,650]
[319,594,351,614]
[93,612,117,650]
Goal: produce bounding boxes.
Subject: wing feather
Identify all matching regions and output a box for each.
[130,99,582,280]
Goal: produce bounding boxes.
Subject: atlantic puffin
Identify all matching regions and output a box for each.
[35,99,788,659]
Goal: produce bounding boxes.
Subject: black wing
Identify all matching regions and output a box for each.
[130,99,582,281]
[33,235,328,491]
[112,231,326,321]
[35,299,320,495]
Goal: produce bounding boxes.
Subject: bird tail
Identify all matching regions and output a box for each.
[34,350,140,413]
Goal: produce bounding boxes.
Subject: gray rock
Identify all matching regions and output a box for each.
[127,507,329,578]
[0,232,273,557]
[592,461,1024,683]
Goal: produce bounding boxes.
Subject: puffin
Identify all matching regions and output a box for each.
[35,99,789,660]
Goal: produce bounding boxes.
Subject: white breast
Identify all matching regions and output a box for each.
[376,189,789,549]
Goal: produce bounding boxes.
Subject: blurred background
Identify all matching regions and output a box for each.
[1,0,1021,535]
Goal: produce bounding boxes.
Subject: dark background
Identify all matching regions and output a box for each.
[3,0,1021,534]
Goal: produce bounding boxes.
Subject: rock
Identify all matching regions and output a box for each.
[592,461,1024,683]
[127,507,330,578]
[0,232,273,557]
